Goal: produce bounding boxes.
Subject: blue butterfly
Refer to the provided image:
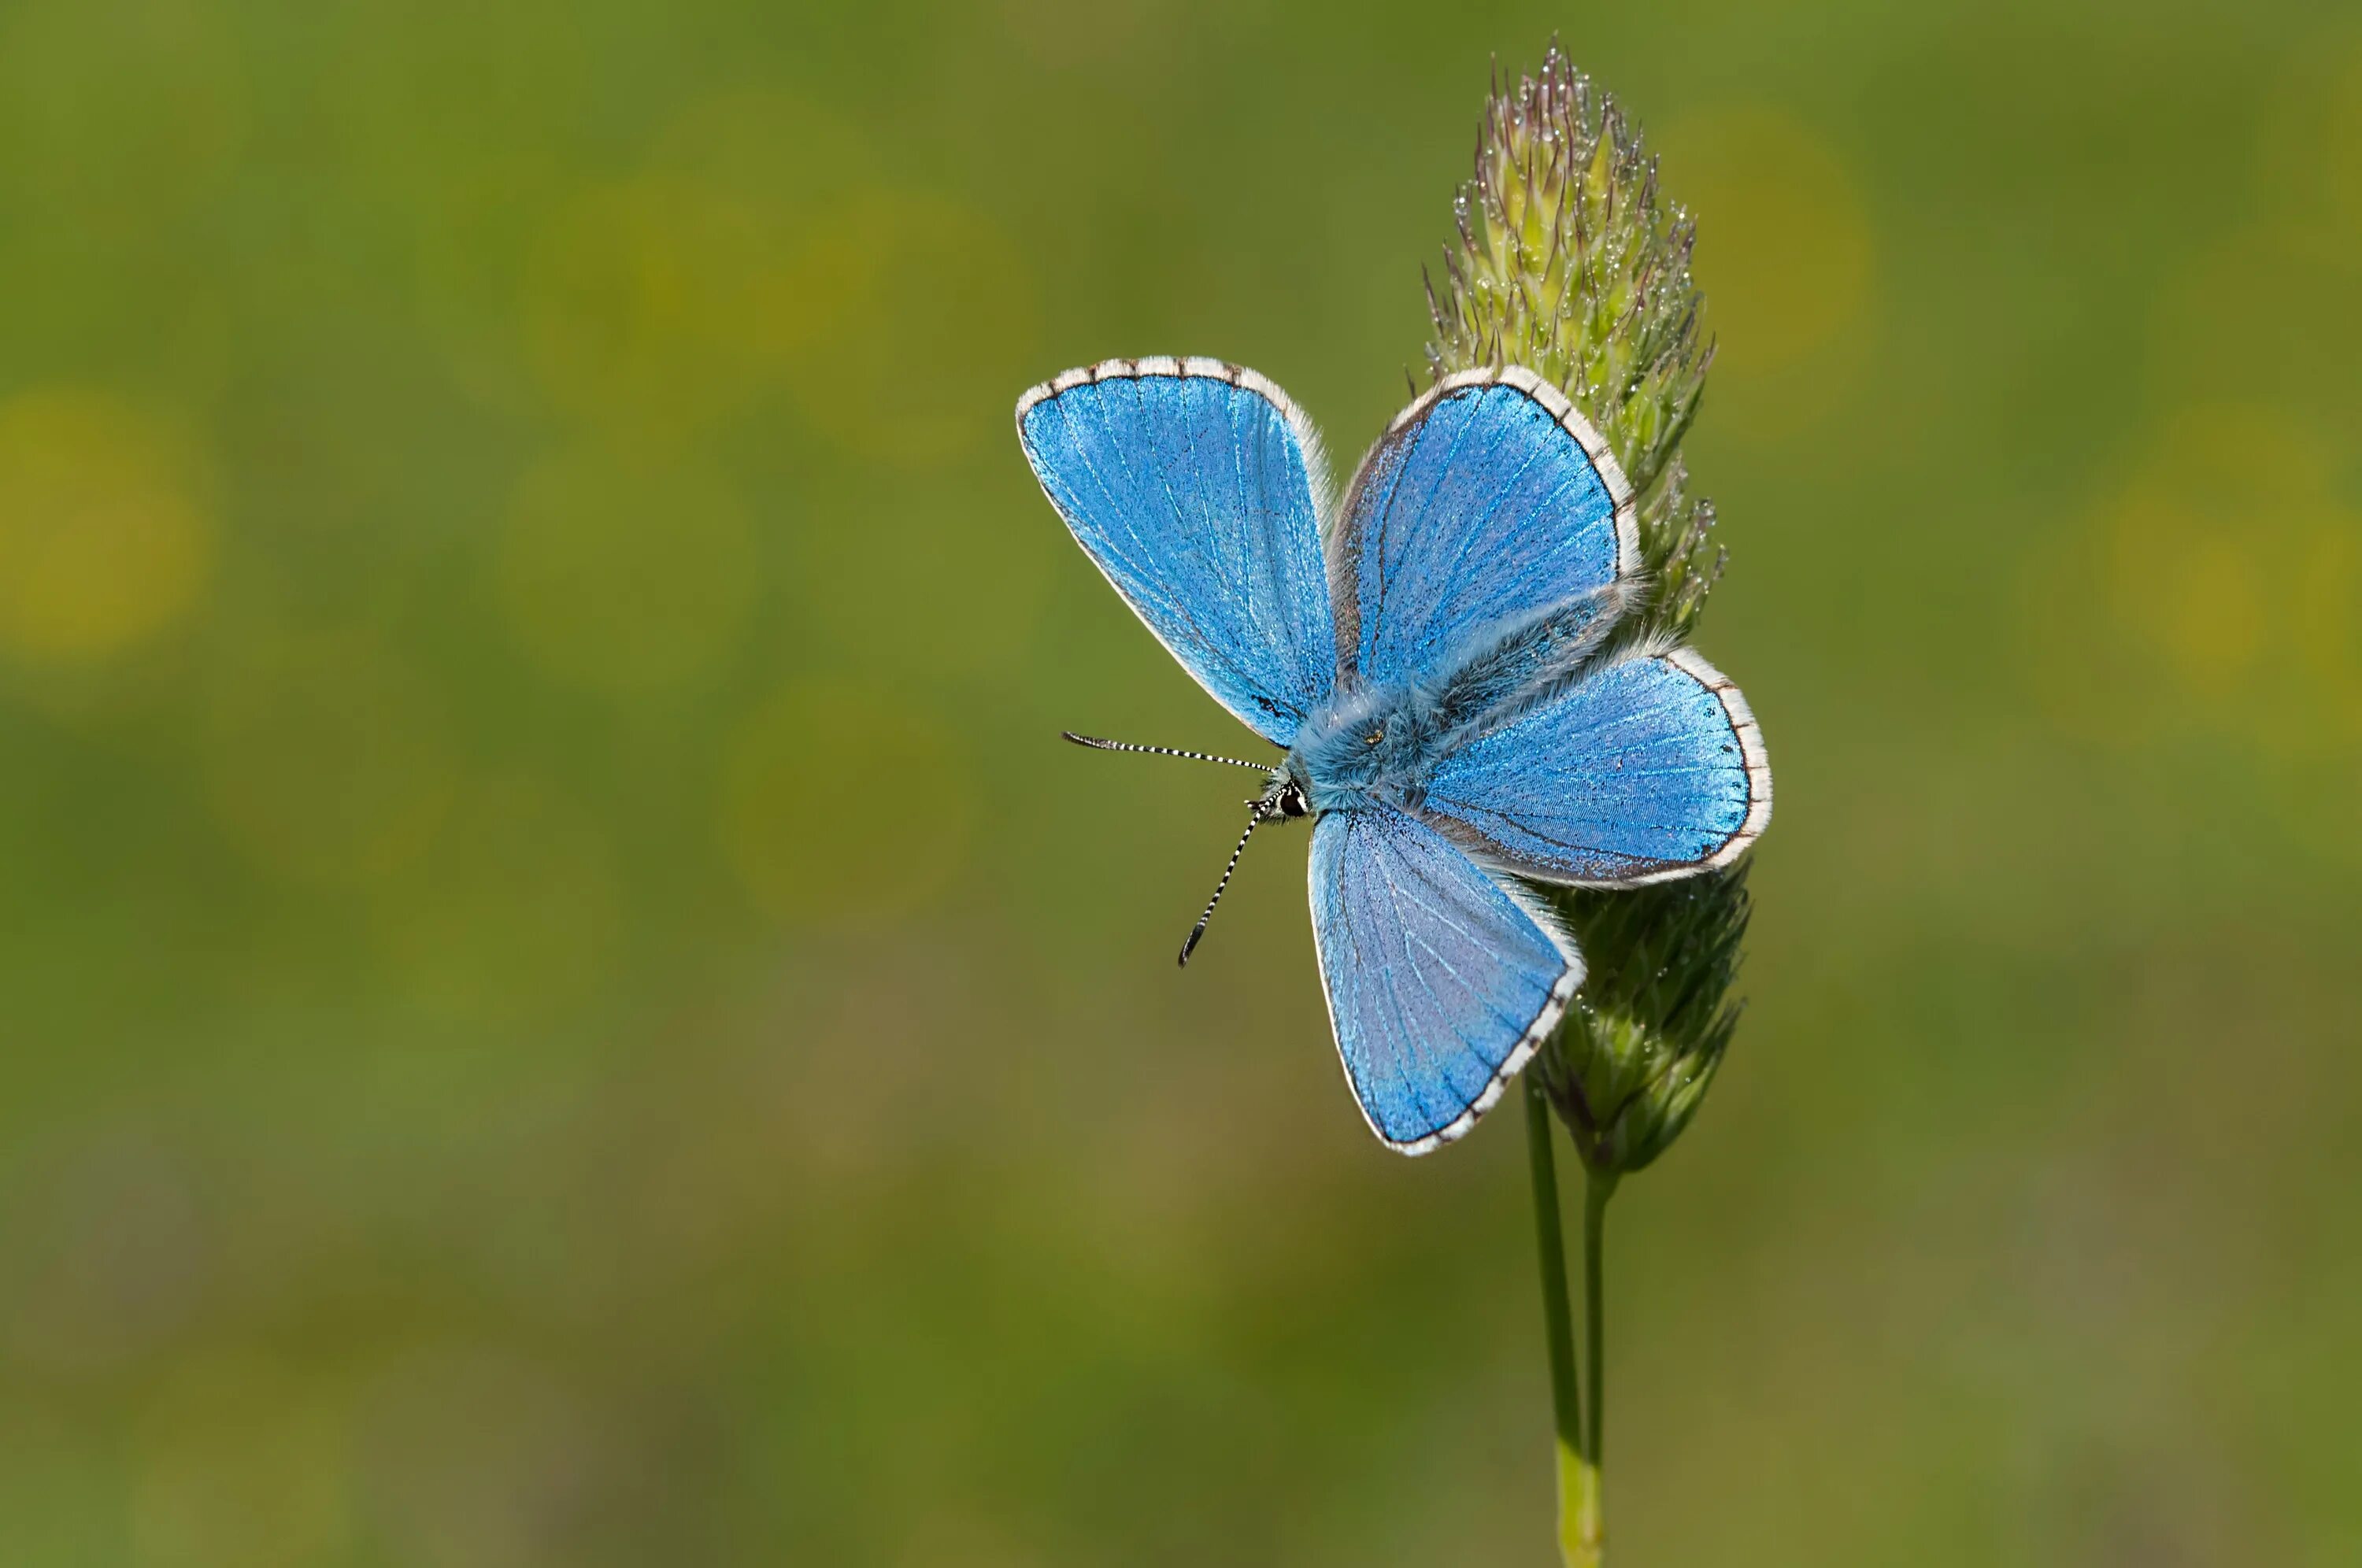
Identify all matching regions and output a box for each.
[1017,357,1770,1154]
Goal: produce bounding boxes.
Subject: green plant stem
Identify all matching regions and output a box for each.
[1525,1078,1582,1452]
[1527,1079,1602,1566]
[1583,1170,1618,1467]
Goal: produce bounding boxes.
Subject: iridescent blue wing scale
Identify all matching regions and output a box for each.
[1419,647,1772,886]
[1332,367,1640,689]
[1016,357,1335,745]
[1309,802,1581,1153]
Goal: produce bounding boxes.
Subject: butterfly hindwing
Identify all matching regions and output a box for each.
[1017,358,1336,745]
[1309,802,1582,1152]
[1420,647,1772,886]
[1332,367,1639,690]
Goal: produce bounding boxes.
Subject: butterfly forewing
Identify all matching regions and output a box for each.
[1017,359,1335,745]
[1331,367,1638,690]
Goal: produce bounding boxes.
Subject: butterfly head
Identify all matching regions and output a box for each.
[1060,729,1313,965]
[1253,770,1312,823]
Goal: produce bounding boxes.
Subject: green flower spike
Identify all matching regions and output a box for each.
[1426,42,1724,641]
[1539,861,1753,1180]
[1426,42,1760,1568]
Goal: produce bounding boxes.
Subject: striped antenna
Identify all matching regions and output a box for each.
[1061,731,1273,771]
[1179,810,1261,967]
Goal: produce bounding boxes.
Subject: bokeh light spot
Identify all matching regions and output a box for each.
[774,190,1039,465]
[0,390,212,663]
[2099,408,2319,701]
[496,446,759,696]
[520,176,782,441]
[1660,107,1876,377]
[720,679,974,923]
[201,631,456,886]
[2120,522,2264,697]
[2029,405,2360,753]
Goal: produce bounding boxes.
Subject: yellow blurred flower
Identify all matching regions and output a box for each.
[2026,405,2361,753]
[0,390,212,664]
[520,174,785,443]
[1660,105,1877,433]
[773,189,1039,465]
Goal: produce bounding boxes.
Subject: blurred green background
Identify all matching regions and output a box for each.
[3,1,2359,1563]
